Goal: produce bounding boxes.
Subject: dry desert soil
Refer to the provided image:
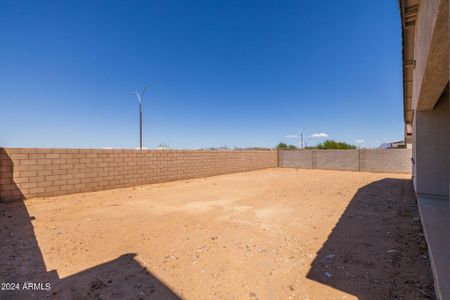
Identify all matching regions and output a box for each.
[0,168,434,299]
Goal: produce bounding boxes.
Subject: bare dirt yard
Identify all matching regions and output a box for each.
[1,168,434,299]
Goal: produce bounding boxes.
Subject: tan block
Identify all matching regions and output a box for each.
[66,159,80,164]
[28,176,46,183]
[74,183,87,190]
[45,175,60,181]
[34,191,50,198]
[45,153,60,159]
[53,169,68,175]
[25,164,45,171]
[38,181,54,188]
[35,148,54,154]
[10,153,29,160]
[59,184,75,191]
[53,179,68,186]
[37,170,52,176]
[43,164,58,171]
[37,159,52,165]
[29,187,45,194]
[79,149,94,154]
[59,174,74,180]
[68,178,80,185]
[19,159,36,166]
[17,148,37,154]
[45,186,61,193]
[65,149,80,154]
[12,177,27,184]
[85,172,98,179]
[51,159,66,165]
[19,182,37,189]
[59,164,74,170]
[19,170,37,177]
[97,171,109,177]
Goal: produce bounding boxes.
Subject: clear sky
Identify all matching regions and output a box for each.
[0,0,403,149]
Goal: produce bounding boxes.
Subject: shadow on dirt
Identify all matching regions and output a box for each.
[306,178,435,299]
[0,151,180,299]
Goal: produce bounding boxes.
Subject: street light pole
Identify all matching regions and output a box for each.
[132,83,152,151]
[139,100,143,150]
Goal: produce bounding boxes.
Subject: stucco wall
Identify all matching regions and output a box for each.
[279,149,412,174]
[0,148,277,201]
[413,91,450,197]
[413,0,448,111]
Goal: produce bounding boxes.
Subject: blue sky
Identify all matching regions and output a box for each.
[0,0,403,149]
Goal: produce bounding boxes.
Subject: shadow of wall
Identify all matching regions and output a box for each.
[0,152,180,299]
[55,253,180,299]
[0,148,25,202]
[306,178,435,299]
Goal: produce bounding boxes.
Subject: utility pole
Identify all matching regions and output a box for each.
[300,133,304,149]
[132,83,152,150]
[139,101,143,150]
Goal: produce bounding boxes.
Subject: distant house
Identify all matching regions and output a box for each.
[379,140,407,149]
[156,144,170,150]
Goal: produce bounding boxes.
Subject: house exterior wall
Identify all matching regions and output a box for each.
[400,1,450,297]
[413,91,449,197]
[413,0,448,111]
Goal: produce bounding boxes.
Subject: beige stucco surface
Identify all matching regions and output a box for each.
[413,88,449,197]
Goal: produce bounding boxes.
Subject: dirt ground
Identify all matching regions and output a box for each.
[0,168,434,299]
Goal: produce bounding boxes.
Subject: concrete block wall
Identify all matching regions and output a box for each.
[278,150,313,169]
[0,148,277,201]
[360,149,413,174]
[279,149,412,174]
[313,150,360,171]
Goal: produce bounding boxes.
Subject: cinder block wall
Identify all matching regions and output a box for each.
[360,149,412,173]
[279,149,412,173]
[0,148,277,201]
[278,150,313,169]
[313,150,360,171]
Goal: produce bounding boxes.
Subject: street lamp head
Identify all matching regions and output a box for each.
[131,91,141,104]
[131,83,152,104]
[141,82,152,98]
